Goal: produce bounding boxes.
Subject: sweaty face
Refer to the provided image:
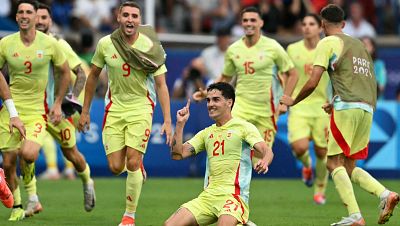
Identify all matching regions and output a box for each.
[206,89,232,120]
[16,3,37,31]
[301,16,321,39]
[241,12,263,38]
[36,8,51,33]
[117,6,141,36]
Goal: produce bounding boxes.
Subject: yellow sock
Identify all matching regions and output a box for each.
[13,186,21,206]
[21,162,36,196]
[77,164,91,184]
[297,150,311,168]
[331,166,360,215]
[314,156,328,194]
[126,169,143,213]
[351,167,386,198]
[42,132,58,170]
[24,175,37,197]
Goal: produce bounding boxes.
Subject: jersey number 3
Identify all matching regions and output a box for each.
[24,61,32,74]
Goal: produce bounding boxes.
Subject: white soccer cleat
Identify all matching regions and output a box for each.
[83,179,96,212]
[24,199,43,217]
[38,169,61,180]
[378,191,399,224]
[245,220,257,226]
[331,215,365,226]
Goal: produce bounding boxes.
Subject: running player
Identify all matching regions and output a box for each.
[280,4,399,226]
[0,0,71,221]
[286,14,330,205]
[78,1,172,226]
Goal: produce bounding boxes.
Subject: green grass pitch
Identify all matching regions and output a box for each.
[0,178,399,225]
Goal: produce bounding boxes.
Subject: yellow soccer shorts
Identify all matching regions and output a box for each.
[0,107,47,152]
[328,108,372,159]
[181,191,249,225]
[288,113,329,148]
[232,110,277,148]
[102,112,153,155]
[47,116,76,148]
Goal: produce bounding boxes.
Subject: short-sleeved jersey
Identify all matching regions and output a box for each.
[287,40,331,117]
[0,31,66,115]
[223,36,294,117]
[188,118,264,203]
[91,33,167,116]
[46,35,82,108]
[314,34,376,108]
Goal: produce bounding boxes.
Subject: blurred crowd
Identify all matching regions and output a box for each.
[0,0,399,36]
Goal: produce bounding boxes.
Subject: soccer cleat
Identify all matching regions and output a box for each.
[313,193,326,205]
[63,168,76,180]
[83,179,96,212]
[118,215,135,226]
[302,167,314,187]
[245,220,257,226]
[24,199,43,217]
[378,191,399,224]
[8,207,25,221]
[0,168,13,208]
[38,169,61,180]
[331,216,365,226]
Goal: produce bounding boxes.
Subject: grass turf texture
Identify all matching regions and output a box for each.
[0,178,399,225]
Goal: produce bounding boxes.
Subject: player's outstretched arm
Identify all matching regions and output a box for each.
[78,65,102,132]
[170,99,194,160]
[51,61,72,125]
[253,141,274,174]
[71,65,87,98]
[155,74,172,146]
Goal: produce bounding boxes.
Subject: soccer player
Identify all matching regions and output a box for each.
[193,6,298,151]
[280,4,399,226]
[0,0,71,221]
[0,70,26,209]
[286,14,330,205]
[78,1,172,226]
[165,82,273,226]
[19,3,95,217]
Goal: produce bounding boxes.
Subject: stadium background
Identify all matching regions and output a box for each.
[1,1,400,178]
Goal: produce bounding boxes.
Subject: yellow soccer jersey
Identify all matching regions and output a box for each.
[0,31,66,115]
[313,36,343,73]
[223,36,294,118]
[287,40,331,117]
[47,35,83,108]
[188,118,264,203]
[92,33,167,116]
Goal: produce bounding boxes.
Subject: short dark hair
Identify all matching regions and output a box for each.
[207,82,235,109]
[120,1,141,13]
[320,4,345,23]
[240,6,262,18]
[17,0,38,11]
[303,13,322,27]
[38,2,51,16]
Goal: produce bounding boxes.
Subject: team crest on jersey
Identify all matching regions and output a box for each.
[209,134,213,138]
[36,50,44,59]
[227,130,234,139]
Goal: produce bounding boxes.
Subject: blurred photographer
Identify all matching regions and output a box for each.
[172,28,231,99]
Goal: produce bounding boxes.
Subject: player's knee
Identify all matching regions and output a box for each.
[108,164,124,175]
[2,160,15,172]
[126,158,141,171]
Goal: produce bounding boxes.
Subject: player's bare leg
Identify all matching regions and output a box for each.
[19,141,42,217]
[61,145,95,211]
[164,207,198,226]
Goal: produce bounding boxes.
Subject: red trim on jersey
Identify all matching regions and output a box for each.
[269,88,277,130]
[147,91,155,111]
[330,111,368,160]
[232,194,246,224]
[102,90,113,130]
[44,91,49,114]
[67,117,74,125]
[42,114,48,129]
[234,163,240,196]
